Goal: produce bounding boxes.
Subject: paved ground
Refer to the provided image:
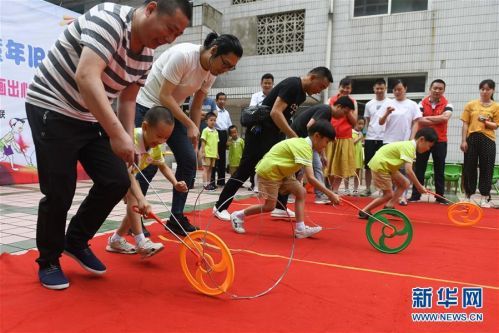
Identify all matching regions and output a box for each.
[1,169,497,254]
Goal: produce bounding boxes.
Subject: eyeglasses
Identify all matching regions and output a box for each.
[220,56,237,71]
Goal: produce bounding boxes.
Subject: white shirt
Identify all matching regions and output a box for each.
[137,43,216,108]
[383,99,422,144]
[249,91,266,106]
[215,107,233,130]
[364,98,390,140]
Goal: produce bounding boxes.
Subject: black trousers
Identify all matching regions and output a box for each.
[26,104,130,268]
[411,141,447,199]
[211,129,228,186]
[215,126,288,211]
[463,132,496,198]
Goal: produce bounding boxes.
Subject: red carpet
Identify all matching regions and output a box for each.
[1,196,498,333]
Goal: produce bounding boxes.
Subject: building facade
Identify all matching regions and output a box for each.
[49,0,499,162]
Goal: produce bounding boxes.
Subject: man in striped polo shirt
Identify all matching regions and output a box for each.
[25,0,191,290]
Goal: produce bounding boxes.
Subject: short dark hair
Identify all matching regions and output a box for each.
[333,96,355,110]
[216,92,226,100]
[203,33,243,58]
[430,79,446,88]
[392,79,407,89]
[145,0,192,21]
[308,119,336,140]
[144,106,174,126]
[308,67,333,83]
[205,112,217,120]
[228,125,238,133]
[261,73,274,82]
[374,78,386,86]
[415,127,438,143]
[339,78,352,87]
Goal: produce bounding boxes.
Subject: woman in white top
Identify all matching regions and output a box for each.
[134,33,243,236]
[379,79,421,205]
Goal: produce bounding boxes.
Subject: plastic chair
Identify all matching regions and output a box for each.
[444,163,462,194]
[424,161,434,190]
[492,165,499,195]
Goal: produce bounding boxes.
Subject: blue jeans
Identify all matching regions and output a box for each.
[135,103,196,218]
[313,151,326,198]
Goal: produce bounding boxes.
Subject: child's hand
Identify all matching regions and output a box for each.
[328,192,340,205]
[136,199,152,216]
[174,181,188,193]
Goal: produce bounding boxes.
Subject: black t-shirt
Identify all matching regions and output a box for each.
[291,104,332,138]
[261,77,306,128]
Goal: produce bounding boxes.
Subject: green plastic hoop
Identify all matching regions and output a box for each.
[365,208,413,254]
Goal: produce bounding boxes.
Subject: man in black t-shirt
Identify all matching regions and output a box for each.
[291,104,332,138]
[213,67,333,221]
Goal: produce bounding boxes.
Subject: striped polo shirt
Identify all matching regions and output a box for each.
[26,3,154,122]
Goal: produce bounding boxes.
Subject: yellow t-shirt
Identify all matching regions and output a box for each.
[133,128,165,173]
[368,140,416,174]
[228,137,244,167]
[256,137,313,181]
[461,100,499,141]
[201,127,219,158]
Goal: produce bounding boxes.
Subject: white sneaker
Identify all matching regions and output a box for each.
[295,225,323,239]
[287,195,295,203]
[106,237,136,254]
[314,195,331,205]
[271,208,296,218]
[479,199,492,208]
[230,213,246,234]
[213,207,231,221]
[136,238,164,258]
[352,190,359,196]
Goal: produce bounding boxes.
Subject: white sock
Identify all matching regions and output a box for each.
[134,233,146,245]
[110,232,122,243]
[234,210,245,220]
[295,221,305,231]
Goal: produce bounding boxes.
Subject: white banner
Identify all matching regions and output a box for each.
[0,0,78,184]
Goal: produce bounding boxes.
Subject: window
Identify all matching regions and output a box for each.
[354,0,427,17]
[257,10,305,55]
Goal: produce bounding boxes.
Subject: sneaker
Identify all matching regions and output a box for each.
[295,225,322,239]
[352,190,359,197]
[166,215,198,236]
[360,189,372,197]
[106,237,136,254]
[230,212,246,234]
[204,184,216,192]
[136,238,164,258]
[435,197,449,205]
[287,195,296,203]
[407,197,421,203]
[399,199,408,206]
[213,207,231,221]
[342,189,351,196]
[314,195,331,205]
[38,264,69,290]
[358,210,371,220]
[479,199,492,208]
[64,245,106,275]
[271,208,296,218]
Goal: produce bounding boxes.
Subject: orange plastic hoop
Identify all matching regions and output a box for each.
[179,230,235,296]
[447,202,483,227]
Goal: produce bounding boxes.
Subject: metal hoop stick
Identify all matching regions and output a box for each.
[340,196,396,232]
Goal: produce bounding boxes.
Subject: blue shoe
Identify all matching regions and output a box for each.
[38,264,69,290]
[64,245,106,275]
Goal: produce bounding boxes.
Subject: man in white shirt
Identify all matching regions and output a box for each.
[213,92,232,186]
[249,73,274,106]
[363,78,390,196]
[248,73,274,190]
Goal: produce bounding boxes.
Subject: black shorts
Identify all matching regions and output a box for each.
[364,140,384,169]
